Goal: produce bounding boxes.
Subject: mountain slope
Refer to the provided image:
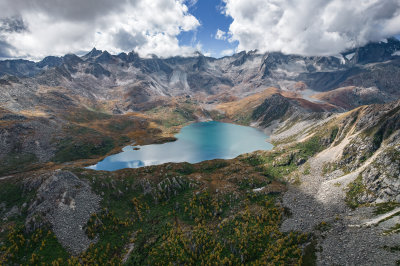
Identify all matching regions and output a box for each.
[0,38,399,177]
[1,98,400,265]
[0,39,400,264]
[259,99,400,264]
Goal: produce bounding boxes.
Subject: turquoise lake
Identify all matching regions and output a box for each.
[88,121,273,171]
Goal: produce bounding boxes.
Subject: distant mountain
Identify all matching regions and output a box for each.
[0,38,399,115]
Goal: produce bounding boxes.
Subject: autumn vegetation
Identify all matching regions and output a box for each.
[0,150,316,265]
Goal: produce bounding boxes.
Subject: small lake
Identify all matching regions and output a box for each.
[87,121,273,171]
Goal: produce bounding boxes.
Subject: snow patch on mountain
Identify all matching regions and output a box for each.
[345,53,355,60]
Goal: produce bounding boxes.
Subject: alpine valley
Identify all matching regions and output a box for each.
[1,38,400,265]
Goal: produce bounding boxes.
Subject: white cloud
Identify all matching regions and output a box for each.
[215,29,228,40]
[0,0,200,59]
[223,0,400,55]
[220,49,235,57]
[185,0,198,8]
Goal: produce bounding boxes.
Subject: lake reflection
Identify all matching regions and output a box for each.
[87,121,273,171]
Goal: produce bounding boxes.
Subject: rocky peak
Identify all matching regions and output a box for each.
[0,59,37,77]
[36,56,63,68]
[192,54,207,71]
[194,51,203,57]
[230,51,249,66]
[126,51,140,63]
[94,50,114,64]
[344,37,400,64]
[117,52,128,61]
[82,47,102,60]
[116,51,140,63]
[260,52,293,77]
[63,53,83,65]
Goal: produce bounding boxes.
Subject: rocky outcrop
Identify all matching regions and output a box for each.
[140,176,189,203]
[340,135,376,171]
[347,37,400,65]
[25,170,101,255]
[339,99,400,171]
[0,114,60,175]
[355,144,400,204]
[277,98,400,265]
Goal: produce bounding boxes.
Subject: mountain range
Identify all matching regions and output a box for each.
[1,37,400,111]
[0,38,400,264]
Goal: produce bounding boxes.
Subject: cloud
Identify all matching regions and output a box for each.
[215,29,228,40]
[0,17,27,33]
[220,49,235,56]
[0,0,200,59]
[0,39,14,58]
[185,0,198,8]
[223,0,400,55]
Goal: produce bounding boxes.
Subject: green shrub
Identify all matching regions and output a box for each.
[330,126,339,143]
[53,137,114,163]
[345,175,365,209]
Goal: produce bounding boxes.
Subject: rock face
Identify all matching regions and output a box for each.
[343,99,400,164]
[340,135,376,171]
[276,98,400,265]
[0,109,61,176]
[0,116,59,162]
[25,170,101,255]
[358,143,400,204]
[1,39,400,114]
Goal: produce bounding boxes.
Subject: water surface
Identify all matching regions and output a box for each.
[88,121,273,171]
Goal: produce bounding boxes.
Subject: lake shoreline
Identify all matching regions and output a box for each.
[87,121,273,171]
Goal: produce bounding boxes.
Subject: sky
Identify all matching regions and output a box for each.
[0,0,400,60]
[177,0,237,58]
